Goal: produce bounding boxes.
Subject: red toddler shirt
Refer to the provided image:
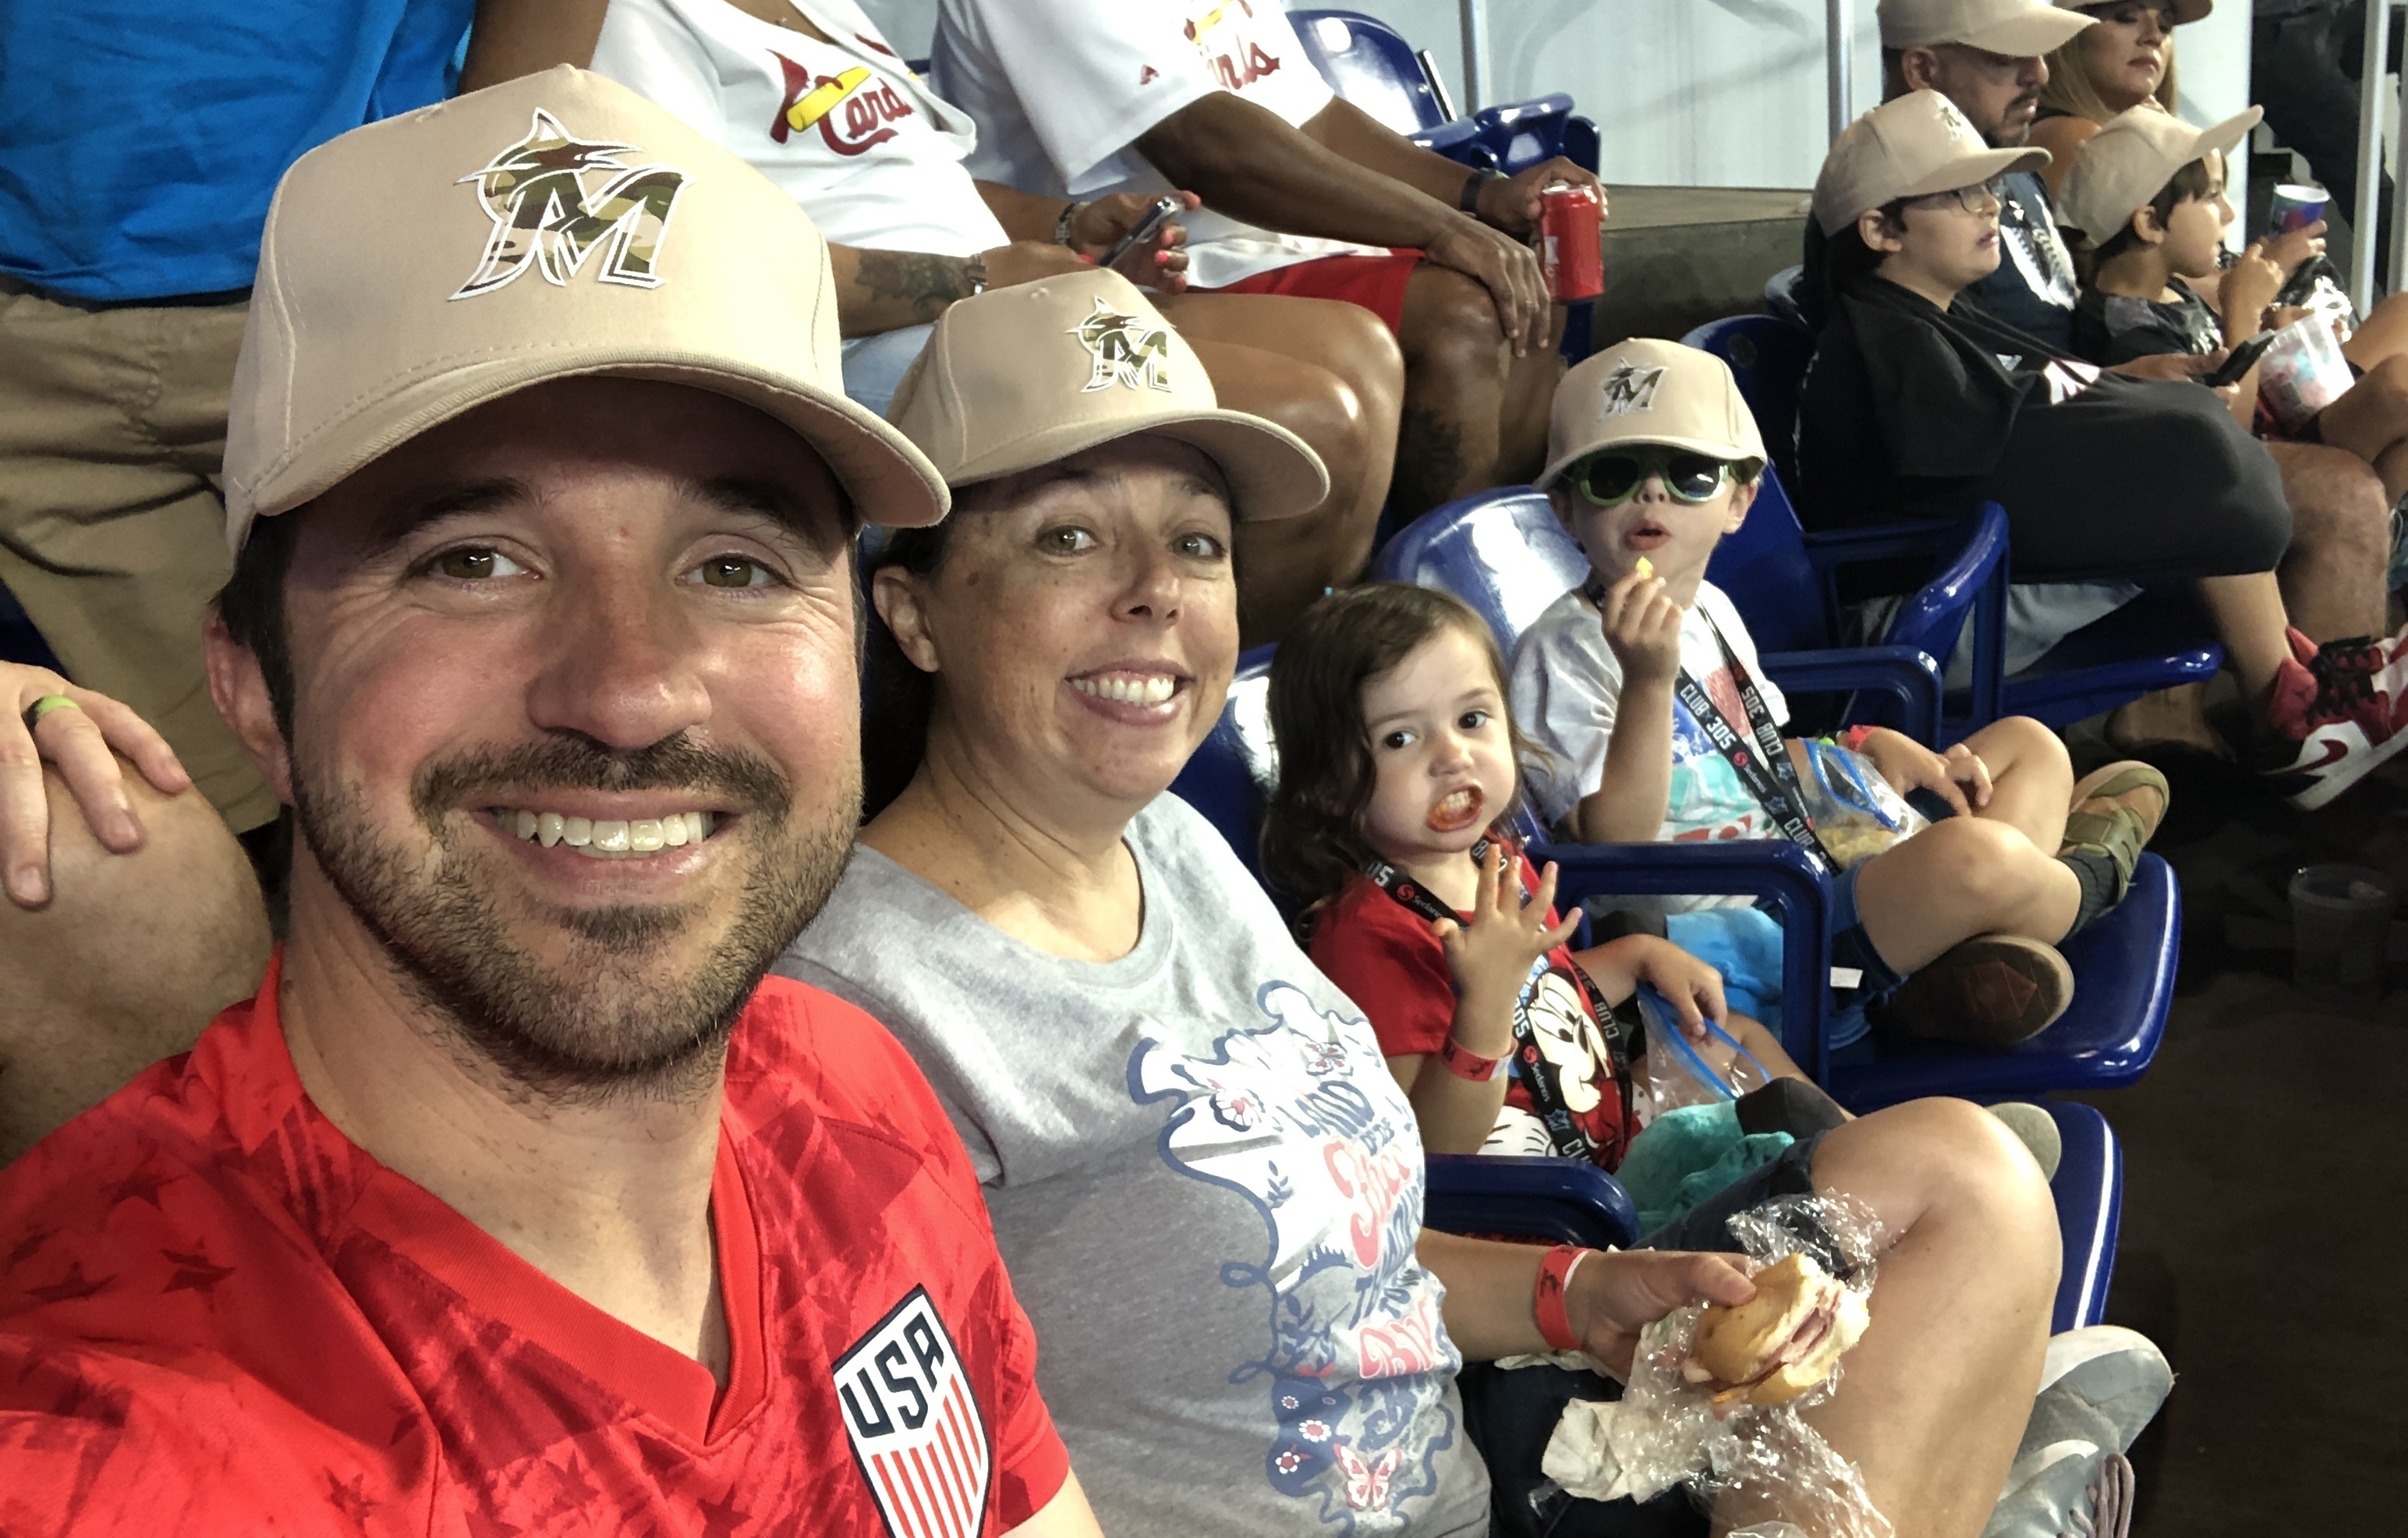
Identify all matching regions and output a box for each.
[0,956,1068,1537]
[1311,859,1634,1170]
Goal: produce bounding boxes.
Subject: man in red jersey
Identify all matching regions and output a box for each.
[0,66,1100,1538]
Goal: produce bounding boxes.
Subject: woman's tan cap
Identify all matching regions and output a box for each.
[2054,0,2209,26]
[1536,338,1767,490]
[886,270,1329,521]
[1811,90,2052,236]
[1879,0,2095,54]
[2058,103,2261,239]
[222,66,947,550]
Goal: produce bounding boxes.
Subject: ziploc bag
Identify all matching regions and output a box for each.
[1635,983,1773,1126]
[1535,1194,1893,1538]
[1793,741,1925,871]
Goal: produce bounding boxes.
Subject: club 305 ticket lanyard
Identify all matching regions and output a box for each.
[1586,579,1836,877]
[1362,835,1610,1163]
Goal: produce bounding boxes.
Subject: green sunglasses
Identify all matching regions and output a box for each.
[1571,447,1734,508]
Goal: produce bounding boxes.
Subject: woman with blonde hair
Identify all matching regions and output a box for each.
[2028,0,2204,194]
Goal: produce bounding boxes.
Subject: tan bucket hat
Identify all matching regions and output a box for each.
[2058,103,2262,240]
[2055,0,2209,27]
[1811,90,2052,236]
[223,66,946,551]
[887,269,1328,520]
[1536,338,1767,491]
[1879,0,2095,54]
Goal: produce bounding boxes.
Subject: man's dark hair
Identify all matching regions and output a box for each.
[2088,156,2219,270]
[213,510,300,746]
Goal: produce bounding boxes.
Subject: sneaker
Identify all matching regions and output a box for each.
[2024,1326,2174,1457]
[1981,1443,2134,1538]
[1985,1101,2064,1181]
[2260,629,2408,809]
[1872,934,2073,1046]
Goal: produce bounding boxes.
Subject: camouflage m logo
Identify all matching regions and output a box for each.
[1597,362,1666,416]
[452,109,689,300]
[1071,298,1174,392]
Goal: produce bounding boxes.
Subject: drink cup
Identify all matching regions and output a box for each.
[2256,314,2354,432]
[1539,182,1604,302]
[2269,183,2329,236]
[2290,863,2396,1005]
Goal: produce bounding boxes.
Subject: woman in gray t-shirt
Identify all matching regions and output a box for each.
[783,278,2064,1538]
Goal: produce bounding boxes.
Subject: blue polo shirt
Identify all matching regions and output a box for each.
[0,0,474,302]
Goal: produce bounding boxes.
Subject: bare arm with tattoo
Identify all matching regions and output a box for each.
[829,241,1092,336]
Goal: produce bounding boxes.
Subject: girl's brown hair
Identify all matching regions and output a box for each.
[1261,583,1541,916]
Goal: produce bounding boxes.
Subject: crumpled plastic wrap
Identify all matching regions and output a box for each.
[1536,1195,1893,1538]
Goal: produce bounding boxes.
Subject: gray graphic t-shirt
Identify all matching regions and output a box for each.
[778,795,1489,1537]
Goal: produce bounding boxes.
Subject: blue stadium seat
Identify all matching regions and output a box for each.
[1684,314,2226,734]
[1166,643,1278,893]
[2033,1100,2123,1333]
[1287,9,1490,162]
[1425,1153,1639,1249]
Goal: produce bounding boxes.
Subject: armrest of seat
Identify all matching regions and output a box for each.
[1423,1153,1639,1249]
[1526,839,1835,1081]
[1761,646,1943,743]
[1801,503,2010,730]
[1411,117,1495,167]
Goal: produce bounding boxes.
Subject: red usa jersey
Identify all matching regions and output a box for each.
[0,958,1067,1536]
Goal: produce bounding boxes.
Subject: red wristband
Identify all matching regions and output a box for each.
[1436,1035,1503,1082]
[1839,723,1879,752]
[1534,1243,1592,1352]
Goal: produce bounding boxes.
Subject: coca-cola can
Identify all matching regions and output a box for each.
[1538,181,1604,302]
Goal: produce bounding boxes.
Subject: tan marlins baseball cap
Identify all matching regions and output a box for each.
[222,66,947,550]
[887,269,1328,520]
[1878,0,2093,55]
[1811,90,2052,236]
[1535,339,1768,491]
[2057,103,2263,241]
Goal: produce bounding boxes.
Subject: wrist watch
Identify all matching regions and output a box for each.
[963,253,990,297]
[1054,199,1090,246]
[1458,168,1502,214]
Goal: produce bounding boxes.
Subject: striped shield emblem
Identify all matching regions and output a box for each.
[836,1287,992,1538]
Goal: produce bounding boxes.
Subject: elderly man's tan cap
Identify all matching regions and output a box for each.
[222,66,947,550]
[887,270,1328,520]
[2058,103,2261,239]
[1811,90,2052,236]
[1879,0,2093,54]
[1535,339,1767,490]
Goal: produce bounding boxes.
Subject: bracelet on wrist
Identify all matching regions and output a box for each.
[963,253,990,296]
[1535,1243,1593,1352]
[1436,1034,1503,1083]
[1838,724,1879,753]
[1457,168,1502,214]
[1054,200,1090,246]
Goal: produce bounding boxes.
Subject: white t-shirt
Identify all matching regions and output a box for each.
[1511,581,1794,883]
[930,0,1386,287]
[591,0,1008,257]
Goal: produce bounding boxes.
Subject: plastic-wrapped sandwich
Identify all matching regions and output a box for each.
[1684,1253,1871,1407]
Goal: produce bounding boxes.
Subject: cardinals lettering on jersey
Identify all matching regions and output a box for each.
[772,51,916,155]
[452,108,688,299]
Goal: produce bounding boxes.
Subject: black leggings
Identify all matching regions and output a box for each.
[1976,376,2292,585]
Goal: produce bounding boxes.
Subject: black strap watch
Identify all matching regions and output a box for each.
[1458,168,1503,215]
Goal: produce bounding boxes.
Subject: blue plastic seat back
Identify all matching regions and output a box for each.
[1702,464,1831,654]
[1475,94,1585,175]
[1368,488,1592,660]
[1288,9,1447,133]
[1680,314,1815,487]
[1167,643,1280,888]
[1424,1153,1638,1249]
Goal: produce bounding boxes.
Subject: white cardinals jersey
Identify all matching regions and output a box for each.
[592,0,1009,257]
[930,0,1386,287]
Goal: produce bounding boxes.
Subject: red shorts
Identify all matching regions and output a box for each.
[1199,248,1425,335]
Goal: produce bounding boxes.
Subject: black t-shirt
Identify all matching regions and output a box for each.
[1967,171,2082,352]
[2070,282,2224,367]
[1795,274,2105,528]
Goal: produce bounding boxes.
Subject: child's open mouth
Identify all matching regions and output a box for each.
[1624,521,1670,552]
[1426,785,1484,833]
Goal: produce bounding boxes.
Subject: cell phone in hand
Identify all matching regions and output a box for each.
[1100,196,1182,268]
[2204,331,2278,389]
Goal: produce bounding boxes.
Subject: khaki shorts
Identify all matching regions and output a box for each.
[0,283,278,833]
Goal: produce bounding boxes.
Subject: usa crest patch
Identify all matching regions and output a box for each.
[836,1287,993,1538]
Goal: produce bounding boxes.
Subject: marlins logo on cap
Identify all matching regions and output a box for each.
[1071,298,1175,393]
[452,109,688,298]
[1596,361,1666,416]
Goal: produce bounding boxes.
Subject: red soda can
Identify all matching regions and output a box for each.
[1538,182,1604,302]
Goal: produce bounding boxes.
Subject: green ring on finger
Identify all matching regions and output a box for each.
[21,694,79,734]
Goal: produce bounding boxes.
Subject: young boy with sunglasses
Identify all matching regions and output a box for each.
[1510,339,2170,1045]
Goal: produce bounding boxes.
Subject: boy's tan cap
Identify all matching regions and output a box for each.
[887,269,1327,520]
[1811,90,2051,235]
[1535,338,1768,490]
[1879,0,2093,54]
[223,66,946,550]
[2058,103,2262,239]
[2054,0,2209,26]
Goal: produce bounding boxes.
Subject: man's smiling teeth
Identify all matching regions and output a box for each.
[1073,674,1177,705]
[494,808,714,859]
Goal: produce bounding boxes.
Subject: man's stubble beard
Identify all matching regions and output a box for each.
[292,733,857,1107]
